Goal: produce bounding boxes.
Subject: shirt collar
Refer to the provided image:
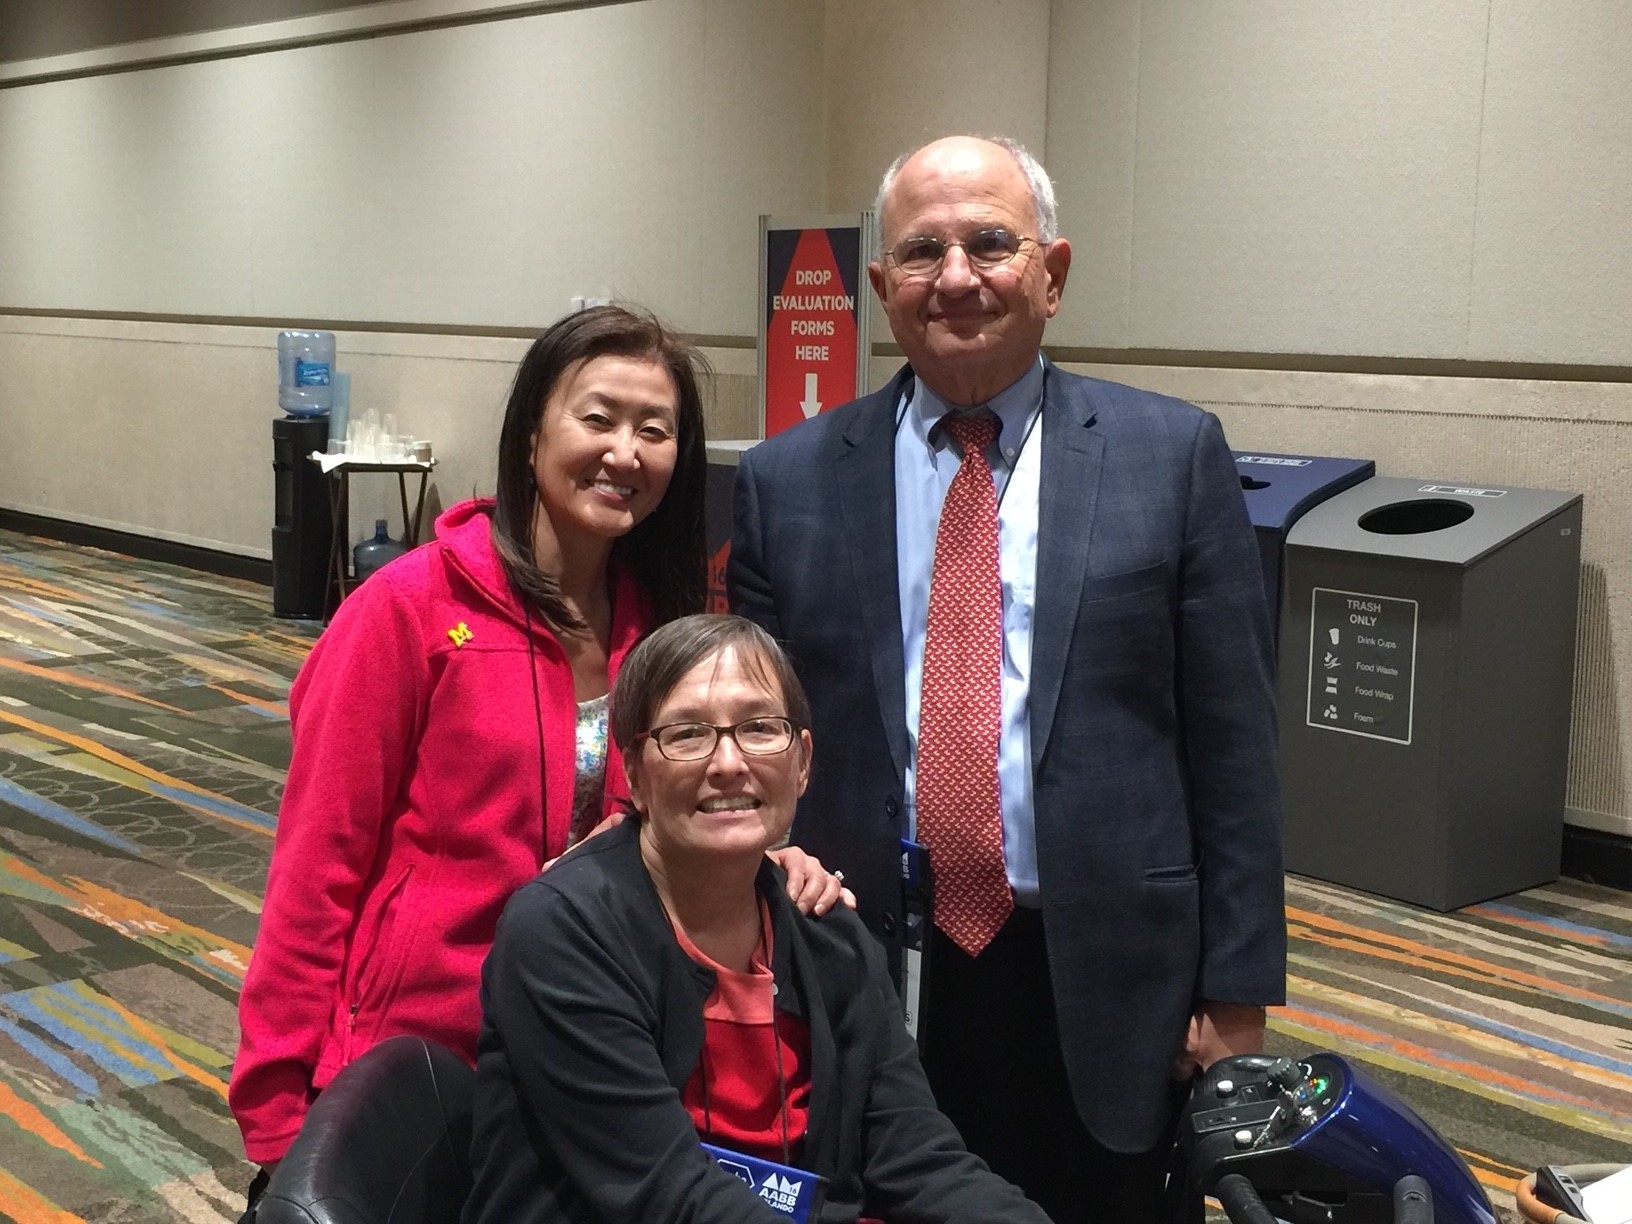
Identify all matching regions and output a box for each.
[905,356,1046,458]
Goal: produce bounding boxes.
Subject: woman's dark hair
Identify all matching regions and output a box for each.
[491,304,709,630]
[610,614,812,755]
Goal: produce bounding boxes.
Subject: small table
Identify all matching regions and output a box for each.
[310,456,438,614]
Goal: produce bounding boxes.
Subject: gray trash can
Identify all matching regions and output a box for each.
[705,441,758,612]
[1233,451,1375,642]
[1277,477,1583,910]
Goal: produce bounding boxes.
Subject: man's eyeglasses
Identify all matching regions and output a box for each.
[884,228,1038,277]
[640,717,797,762]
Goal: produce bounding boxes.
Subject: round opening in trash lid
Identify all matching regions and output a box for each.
[1358,499,1474,535]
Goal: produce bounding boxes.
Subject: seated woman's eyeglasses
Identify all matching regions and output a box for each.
[641,717,797,761]
[886,227,1038,277]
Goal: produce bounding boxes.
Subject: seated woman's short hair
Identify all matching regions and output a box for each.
[609,614,812,754]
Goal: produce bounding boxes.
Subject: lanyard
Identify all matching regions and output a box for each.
[895,379,1044,511]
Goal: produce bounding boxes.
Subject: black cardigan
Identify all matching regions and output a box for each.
[462,820,1048,1224]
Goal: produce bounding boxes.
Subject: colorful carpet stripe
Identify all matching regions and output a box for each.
[0,528,1627,1221]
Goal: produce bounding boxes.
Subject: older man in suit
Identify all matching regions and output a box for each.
[729,135,1285,1222]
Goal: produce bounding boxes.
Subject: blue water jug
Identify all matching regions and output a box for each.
[278,330,336,417]
[353,520,408,582]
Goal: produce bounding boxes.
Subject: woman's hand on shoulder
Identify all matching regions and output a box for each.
[767,845,857,917]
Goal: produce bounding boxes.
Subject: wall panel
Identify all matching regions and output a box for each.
[0,0,825,333]
[1469,0,1632,364]
[1125,0,1490,358]
[1044,0,1142,349]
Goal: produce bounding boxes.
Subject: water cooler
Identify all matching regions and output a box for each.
[271,330,337,619]
[272,416,333,619]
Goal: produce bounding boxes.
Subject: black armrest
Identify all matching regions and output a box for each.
[258,1037,474,1224]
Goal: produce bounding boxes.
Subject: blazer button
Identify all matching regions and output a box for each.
[884,797,899,820]
[882,911,897,935]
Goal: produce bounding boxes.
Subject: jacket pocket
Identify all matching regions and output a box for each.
[342,863,417,1061]
[1143,861,1200,883]
[1081,561,1168,603]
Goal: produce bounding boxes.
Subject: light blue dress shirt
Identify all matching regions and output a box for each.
[895,358,1044,907]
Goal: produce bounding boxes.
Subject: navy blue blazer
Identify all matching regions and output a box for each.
[729,361,1286,1154]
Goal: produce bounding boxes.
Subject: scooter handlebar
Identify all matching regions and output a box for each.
[1395,1176,1435,1224]
[1215,1174,1280,1224]
[1213,1172,1437,1224]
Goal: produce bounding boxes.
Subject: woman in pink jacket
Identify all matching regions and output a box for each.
[231,307,843,1207]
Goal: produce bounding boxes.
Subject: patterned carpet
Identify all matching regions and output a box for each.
[0,531,313,1221]
[1268,876,1632,1209]
[0,527,1626,1221]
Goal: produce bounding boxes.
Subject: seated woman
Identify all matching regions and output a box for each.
[465,614,1050,1224]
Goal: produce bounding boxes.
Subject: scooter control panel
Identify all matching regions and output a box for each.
[1171,1051,1498,1224]
[1191,1054,1349,1151]
[1262,1053,1348,1143]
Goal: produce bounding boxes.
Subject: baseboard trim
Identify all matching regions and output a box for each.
[1561,824,1632,892]
[0,509,272,585]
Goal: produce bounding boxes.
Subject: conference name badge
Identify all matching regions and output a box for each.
[702,1142,828,1222]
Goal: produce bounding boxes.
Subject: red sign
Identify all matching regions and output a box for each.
[705,540,731,614]
[761,223,866,437]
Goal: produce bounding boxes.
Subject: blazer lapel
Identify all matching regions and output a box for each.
[1030,365,1105,771]
[834,369,913,784]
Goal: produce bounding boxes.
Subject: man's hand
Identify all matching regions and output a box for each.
[768,846,858,916]
[1174,1000,1267,1079]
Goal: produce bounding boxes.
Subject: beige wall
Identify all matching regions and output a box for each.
[0,0,825,333]
[1042,0,1632,364]
[6,1,1629,356]
[4,0,1632,837]
[0,314,757,554]
[823,0,1051,215]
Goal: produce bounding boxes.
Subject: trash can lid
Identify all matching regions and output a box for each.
[1285,476,1581,565]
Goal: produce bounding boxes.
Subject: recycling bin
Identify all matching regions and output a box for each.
[705,441,758,613]
[1277,478,1583,910]
[1233,451,1375,642]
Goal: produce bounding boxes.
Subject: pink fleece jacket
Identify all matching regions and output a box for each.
[230,498,651,1164]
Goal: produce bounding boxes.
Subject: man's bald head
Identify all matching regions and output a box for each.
[874,136,1058,255]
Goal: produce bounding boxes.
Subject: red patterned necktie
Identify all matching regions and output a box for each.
[915,411,1012,956]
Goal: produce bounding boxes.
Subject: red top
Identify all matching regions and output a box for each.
[231,499,650,1163]
[670,900,812,1162]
